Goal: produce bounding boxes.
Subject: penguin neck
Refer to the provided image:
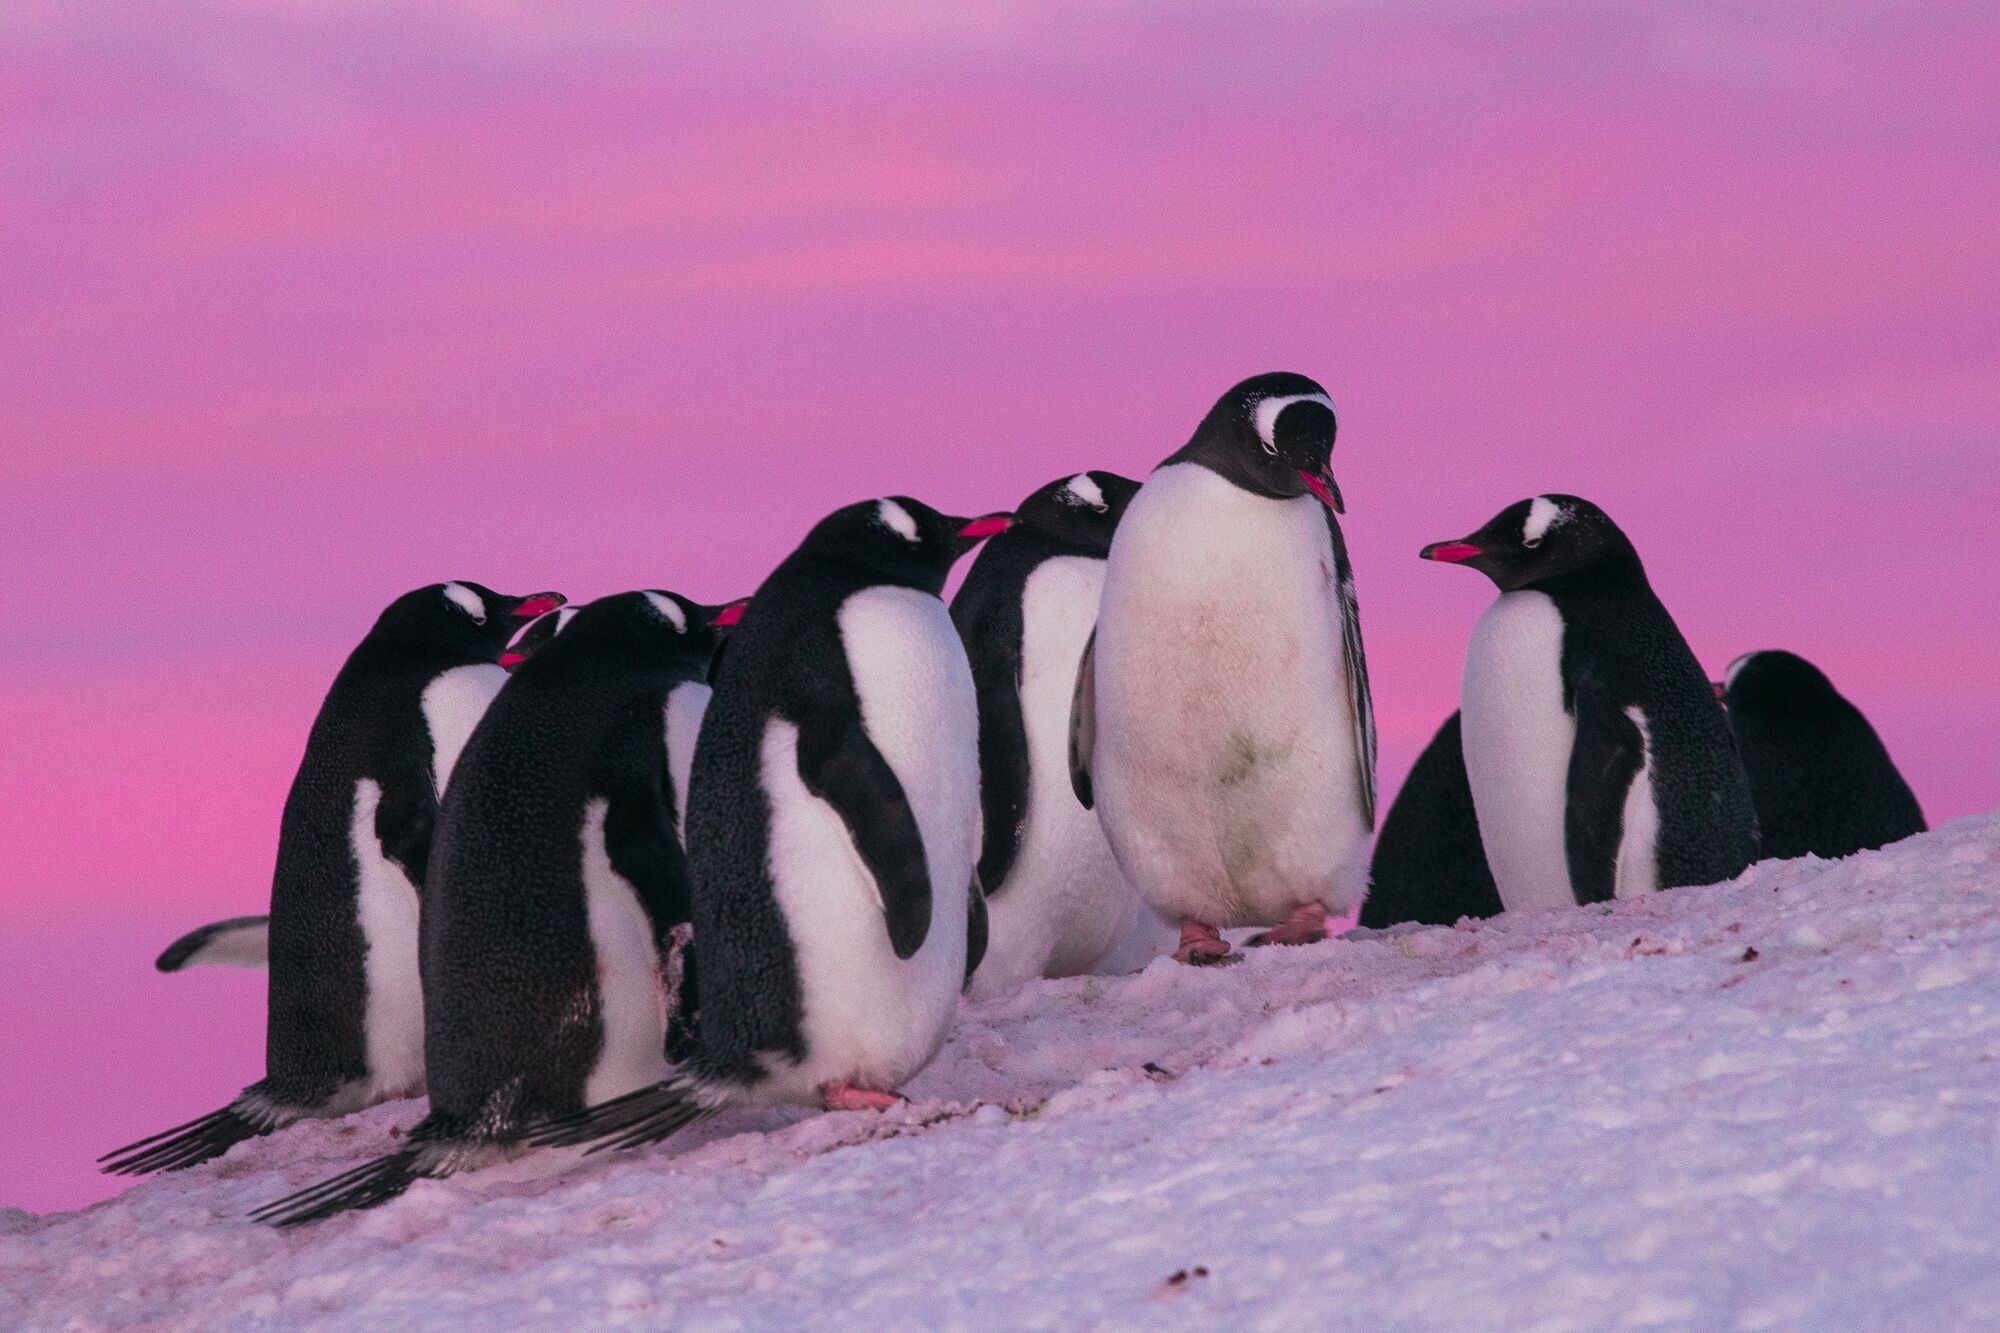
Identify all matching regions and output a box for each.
[1161,443,1307,504]
[1518,552,1650,598]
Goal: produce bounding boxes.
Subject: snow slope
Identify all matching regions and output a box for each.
[7,814,2000,1331]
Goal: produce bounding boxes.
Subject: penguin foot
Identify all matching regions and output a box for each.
[1173,922,1240,967]
[822,1083,903,1113]
[1245,903,1331,948]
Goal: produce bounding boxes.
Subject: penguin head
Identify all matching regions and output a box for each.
[500,605,579,671]
[1173,372,1343,511]
[1420,495,1640,592]
[553,590,741,677]
[803,497,1014,592]
[1719,650,1843,716]
[376,582,567,659]
[1012,471,1142,554]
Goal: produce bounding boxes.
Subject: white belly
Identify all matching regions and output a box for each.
[970,557,1163,999]
[579,799,671,1106]
[349,778,426,1100]
[422,663,508,797]
[757,587,977,1103]
[1460,591,1577,912]
[664,680,711,844]
[1089,463,1371,927]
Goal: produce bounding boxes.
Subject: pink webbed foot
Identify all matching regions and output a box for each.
[1246,903,1331,948]
[821,1083,904,1113]
[1172,921,1241,967]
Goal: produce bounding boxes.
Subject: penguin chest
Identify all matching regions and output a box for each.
[1460,592,1579,911]
[663,680,712,844]
[578,798,671,1106]
[421,663,509,796]
[347,778,426,1100]
[977,556,1137,992]
[1092,465,1368,923]
[758,587,977,1099]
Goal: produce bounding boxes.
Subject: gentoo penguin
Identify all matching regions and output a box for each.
[1070,373,1376,966]
[153,601,578,978]
[100,581,564,1175]
[527,497,1008,1154]
[1720,649,1925,860]
[1422,495,1758,909]
[1359,711,1503,929]
[952,471,1174,997]
[254,590,736,1226]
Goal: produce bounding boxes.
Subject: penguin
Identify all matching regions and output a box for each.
[525,497,1009,1154]
[99,581,565,1175]
[153,601,582,978]
[252,590,737,1226]
[1070,373,1376,966]
[952,471,1175,997]
[1358,711,1503,929]
[1421,495,1758,910]
[1719,649,1925,861]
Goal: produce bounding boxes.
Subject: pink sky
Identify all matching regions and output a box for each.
[3,2,1995,1214]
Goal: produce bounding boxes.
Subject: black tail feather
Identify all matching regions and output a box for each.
[524,1079,713,1154]
[250,1150,423,1228]
[99,1105,269,1176]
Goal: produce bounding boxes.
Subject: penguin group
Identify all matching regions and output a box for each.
[107,372,1928,1227]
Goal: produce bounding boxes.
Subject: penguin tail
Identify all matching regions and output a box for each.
[523,1077,717,1155]
[98,1103,272,1176]
[249,1149,423,1228]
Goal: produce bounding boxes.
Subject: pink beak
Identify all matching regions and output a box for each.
[711,601,747,628]
[512,593,565,618]
[958,516,1013,540]
[1298,469,1343,514]
[1420,543,1483,564]
[500,651,529,671]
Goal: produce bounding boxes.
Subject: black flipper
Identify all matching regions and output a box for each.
[1323,509,1378,828]
[1564,677,1646,905]
[99,1104,272,1176]
[250,1149,422,1228]
[964,872,988,989]
[1068,627,1098,810]
[156,915,270,972]
[524,1078,714,1154]
[969,636,1031,901]
[796,713,932,960]
[373,769,437,888]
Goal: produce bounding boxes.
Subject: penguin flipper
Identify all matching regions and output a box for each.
[1325,510,1378,828]
[156,915,270,972]
[796,715,933,960]
[1068,627,1098,810]
[372,771,437,888]
[964,872,988,989]
[250,1148,422,1228]
[1564,678,1645,905]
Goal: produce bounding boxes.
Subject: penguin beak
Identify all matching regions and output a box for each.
[708,600,748,629]
[500,649,531,671]
[1712,681,1727,701]
[1298,468,1344,514]
[957,514,1013,541]
[511,592,566,618]
[1419,542,1484,564]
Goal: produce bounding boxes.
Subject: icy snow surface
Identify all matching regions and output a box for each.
[8,815,2000,1331]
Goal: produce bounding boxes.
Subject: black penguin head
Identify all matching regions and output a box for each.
[1719,650,1844,716]
[554,590,740,677]
[1169,372,1343,511]
[500,605,579,671]
[374,582,567,659]
[801,496,1014,592]
[1420,495,1640,592]
[1012,470,1142,554]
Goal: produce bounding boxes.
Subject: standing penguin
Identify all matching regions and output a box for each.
[1720,649,1925,861]
[154,602,580,978]
[1422,495,1757,910]
[1359,711,1503,929]
[1071,373,1376,966]
[953,471,1174,997]
[100,581,564,1175]
[254,590,736,1225]
[528,497,1008,1154]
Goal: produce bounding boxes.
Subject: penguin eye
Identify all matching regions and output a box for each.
[1522,536,1542,550]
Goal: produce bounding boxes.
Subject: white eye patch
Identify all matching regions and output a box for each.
[1253,393,1335,451]
[1064,473,1108,511]
[442,582,487,623]
[1522,496,1566,547]
[643,592,688,632]
[876,499,920,543]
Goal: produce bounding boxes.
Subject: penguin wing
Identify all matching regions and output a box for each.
[373,769,438,889]
[603,778,695,935]
[1325,510,1378,828]
[963,871,988,989]
[796,714,934,960]
[156,915,270,972]
[1067,627,1098,810]
[1563,677,1646,905]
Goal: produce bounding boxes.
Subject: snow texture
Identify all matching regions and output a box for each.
[7,815,2000,1331]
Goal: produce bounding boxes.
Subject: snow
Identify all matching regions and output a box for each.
[8,814,2000,1331]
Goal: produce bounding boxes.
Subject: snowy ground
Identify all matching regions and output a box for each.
[7,814,2000,1332]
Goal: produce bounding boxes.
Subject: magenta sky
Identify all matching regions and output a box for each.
[3,3,1995,1213]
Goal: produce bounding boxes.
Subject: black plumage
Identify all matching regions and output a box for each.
[1360,712,1501,929]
